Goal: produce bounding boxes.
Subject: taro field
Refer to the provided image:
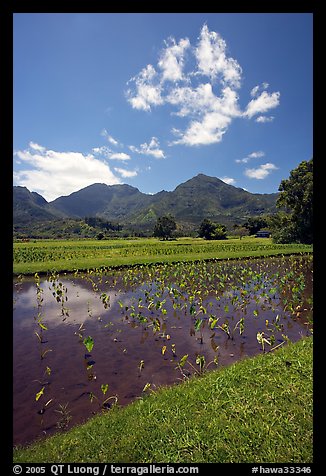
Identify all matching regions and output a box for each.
[13,254,313,447]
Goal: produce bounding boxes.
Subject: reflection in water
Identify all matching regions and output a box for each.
[13,257,312,447]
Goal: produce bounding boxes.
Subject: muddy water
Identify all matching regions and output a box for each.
[13,257,312,447]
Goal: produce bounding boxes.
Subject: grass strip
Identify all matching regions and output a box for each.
[13,337,313,463]
[13,237,313,275]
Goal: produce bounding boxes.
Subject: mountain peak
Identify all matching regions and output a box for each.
[14,173,278,232]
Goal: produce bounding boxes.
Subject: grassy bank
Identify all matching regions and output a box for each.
[14,337,313,463]
[13,237,313,275]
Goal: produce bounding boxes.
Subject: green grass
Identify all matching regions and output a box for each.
[13,237,313,275]
[13,337,313,463]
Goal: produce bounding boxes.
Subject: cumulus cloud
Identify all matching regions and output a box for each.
[158,37,190,82]
[29,141,46,152]
[255,115,275,123]
[244,162,278,179]
[101,129,120,146]
[220,176,236,185]
[250,82,269,98]
[13,143,121,201]
[114,167,138,178]
[92,146,131,161]
[195,24,242,88]
[129,137,166,159]
[126,24,279,147]
[172,111,232,146]
[126,65,163,112]
[109,152,131,161]
[244,91,280,119]
[235,150,265,164]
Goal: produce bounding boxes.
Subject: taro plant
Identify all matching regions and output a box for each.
[35,386,45,402]
[256,331,272,353]
[55,403,72,430]
[100,384,118,409]
[139,360,145,373]
[194,317,204,344]
[83,335,94,353]
[176,353,219,379]
[100,293,110,309]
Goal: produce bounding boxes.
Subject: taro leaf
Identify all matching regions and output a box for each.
[38,322,48,331]
[179,354,189,368]
[210,338,219,352]
[196,355,205,368]
[142,383,151,392]
[89,392,96,403]
[35,387,45,401]
[101,384,109,395]
[210,318,219,330]
[189,304,196,315]
[83,336,94,353]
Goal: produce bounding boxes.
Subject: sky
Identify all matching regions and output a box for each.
[13,13,313,202]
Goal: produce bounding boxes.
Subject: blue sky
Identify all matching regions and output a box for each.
[13,13,313,202]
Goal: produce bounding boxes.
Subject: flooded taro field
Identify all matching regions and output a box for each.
[13,255,313,447]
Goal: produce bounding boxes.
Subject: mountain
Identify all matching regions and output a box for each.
[138,174,278,225]
[13,186,66,224]
[13,174,279,236]
[50,183,152,220]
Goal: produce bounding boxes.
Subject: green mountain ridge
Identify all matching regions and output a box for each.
[13,174,278,236]
[13,186,66,224]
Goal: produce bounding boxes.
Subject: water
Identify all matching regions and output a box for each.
[13,256,312,446]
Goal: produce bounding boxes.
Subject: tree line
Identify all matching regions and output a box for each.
[153,159,313,244]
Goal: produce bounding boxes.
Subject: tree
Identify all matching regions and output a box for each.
[153,215,177,240]
[199,219,227,240]
[243,216,269,236]
[233,224,249,240]
[273,158,313,244]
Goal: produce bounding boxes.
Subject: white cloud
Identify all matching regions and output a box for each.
[92,145,111,156]
[172,111,231,146]
[126,64,163,112]
[158,37,190,82]
[244,91,280,119]
[168,85,241,146]
[255,115,275,123]
[248,151,265,159]
[109,152,131,161]
[236,150,265,164]
[244,162,278,179]
[29,141,46,152]
[101,129,120,146]
[250,85,260,97]
[13,143,121,201]
[250,82,269,98]
[114,167,138,178]
[195,24,242,88]
[126,24,279,147]
[167,84,241,120]
[129,137,165,159]
[220,176,236,185]
[92,146,131,161]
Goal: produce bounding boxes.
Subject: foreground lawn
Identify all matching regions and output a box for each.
[14,337,313,463]
[13,236,313,275]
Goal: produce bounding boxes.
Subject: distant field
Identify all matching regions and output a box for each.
[13,237,313,275]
